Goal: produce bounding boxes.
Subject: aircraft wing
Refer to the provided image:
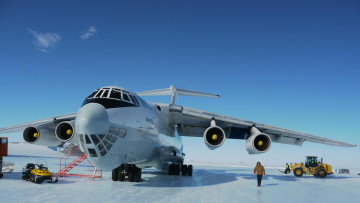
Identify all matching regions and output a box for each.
[0,113,77,134]
[169,105,356,147]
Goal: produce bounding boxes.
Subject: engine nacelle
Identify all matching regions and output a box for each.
[246,126,272,154]
[23,126,63,146]
[203,120,226,150]
[55,121,78,143]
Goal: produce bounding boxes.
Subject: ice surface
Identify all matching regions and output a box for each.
[0,144,359,203]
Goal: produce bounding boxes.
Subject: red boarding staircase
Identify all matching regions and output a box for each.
[56,145,102,180]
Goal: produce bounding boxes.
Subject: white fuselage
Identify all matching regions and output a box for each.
[75,98,183,170]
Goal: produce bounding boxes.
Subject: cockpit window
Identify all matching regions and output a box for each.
[110,89,122,100]
[137,96,151,109]
[87,90,98,99]
[83,87,140,108]
[102,90,109,98]
[122,92,131,102]
[129,95,139,105]
[95,90,104,98]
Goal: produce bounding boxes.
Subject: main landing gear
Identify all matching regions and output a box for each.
[112,164,142,182]
[168,163,193,176]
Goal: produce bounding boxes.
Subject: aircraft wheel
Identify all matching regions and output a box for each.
[181,165,188,176]
[112,167,119,181]
[168,164,174,175]
[133,167,142,182]
[0,173,3,179]
[316,168,327,178]
[118,164,125,181]
[175,164,181,175]
[128,165,135,182]
[187,165,193,176]
[293,167,303,177]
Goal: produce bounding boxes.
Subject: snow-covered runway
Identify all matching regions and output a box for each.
[1,155,359,203]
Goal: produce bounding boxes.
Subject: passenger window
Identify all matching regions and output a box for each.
[102,90,109,98]
[95,90,103,98]
[110,90,121,100]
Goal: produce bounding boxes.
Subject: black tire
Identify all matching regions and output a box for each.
[133,167,142,182]
[35,177,43,184]
[118,165,125,181]
[181,165,188,176]
[293,167,303,177]
[128,165,134,182]
[187,165,193,176]
[175,164,181,175]
[316,168,327,178]
[168,164,174,175]
[112,167,119,181]
[0,173,3,179]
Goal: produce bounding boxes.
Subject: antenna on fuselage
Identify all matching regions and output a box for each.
[135,85,220,105]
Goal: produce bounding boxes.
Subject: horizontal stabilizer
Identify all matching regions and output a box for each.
[136,85,219,104]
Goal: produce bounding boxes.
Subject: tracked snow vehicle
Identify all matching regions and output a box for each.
[22,163,58,184]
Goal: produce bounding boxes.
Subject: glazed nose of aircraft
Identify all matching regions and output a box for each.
[76,103,109,134]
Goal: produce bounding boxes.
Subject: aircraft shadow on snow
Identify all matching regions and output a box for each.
[134,168,358,188]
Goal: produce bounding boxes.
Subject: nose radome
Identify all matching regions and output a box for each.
[76,103,109,134]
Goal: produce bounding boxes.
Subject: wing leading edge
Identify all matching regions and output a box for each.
[0,113,77,134]
[169,105,356,148]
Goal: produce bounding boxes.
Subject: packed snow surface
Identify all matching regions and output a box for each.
[0,143,359,203]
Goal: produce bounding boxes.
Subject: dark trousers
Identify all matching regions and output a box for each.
[257,175,262,186]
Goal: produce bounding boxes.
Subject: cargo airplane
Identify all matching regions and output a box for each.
[0,86,356,182]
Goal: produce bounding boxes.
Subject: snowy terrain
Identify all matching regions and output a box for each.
[0,143,359,203]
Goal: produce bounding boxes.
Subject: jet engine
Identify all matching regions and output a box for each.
[55,121,77,143]
[246,126,272,154]
[23,126,63,146]
[203,120,225,150]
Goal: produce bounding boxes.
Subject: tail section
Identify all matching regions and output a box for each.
[136,85,220,104]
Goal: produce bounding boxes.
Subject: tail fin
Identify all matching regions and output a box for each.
[136,85,220,104]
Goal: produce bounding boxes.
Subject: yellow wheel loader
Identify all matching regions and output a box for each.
[284,156,333,178]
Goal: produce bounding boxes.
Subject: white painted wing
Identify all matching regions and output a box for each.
[169,105,356,147]
[0,113,77,134]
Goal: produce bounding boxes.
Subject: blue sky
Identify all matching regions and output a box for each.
[0,1,359,169]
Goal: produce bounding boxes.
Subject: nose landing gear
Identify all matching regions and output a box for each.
[112,164,142,182]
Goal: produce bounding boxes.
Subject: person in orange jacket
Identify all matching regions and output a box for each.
[254,161,265,187]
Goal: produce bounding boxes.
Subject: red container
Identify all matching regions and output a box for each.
[0,137,8,156]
